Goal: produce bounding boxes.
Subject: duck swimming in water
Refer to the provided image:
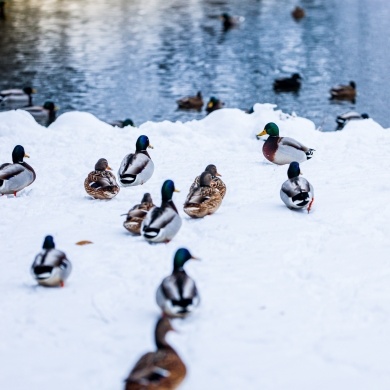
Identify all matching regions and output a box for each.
[0,87,36,107]
[177,91,203,110]
[205,97,224,114]
[330,81,357,101]
[273,73,302,92]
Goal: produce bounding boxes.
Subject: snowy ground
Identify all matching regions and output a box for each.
[1,104,390,390]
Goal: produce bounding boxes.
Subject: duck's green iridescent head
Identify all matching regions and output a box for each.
[287,161,301,179]
[42,235,55,249]
[161,179,179,202]
[12,145,29,163]
[258,122,279,137]
[135,135,153,151]
[173,248,198,270]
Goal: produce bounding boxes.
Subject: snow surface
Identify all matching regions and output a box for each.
[1,104,390,390]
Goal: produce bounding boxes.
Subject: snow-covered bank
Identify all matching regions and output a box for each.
[1,104,389,389]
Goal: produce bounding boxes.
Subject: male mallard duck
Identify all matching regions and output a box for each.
[273,73,302,92]
[336,111,369,130]
[188,164,226,199]
[124,316,187,390]
[176,91,203,110]
[0,145,36,196]
[141,180,182,243]
[257,122,315,165]
[123,193,155,235]
[291,6,305,20]
[31,236,72,287]
[0,87,36,106]
[110,118,135,128]
[205,96,224,114]
[84,158,120,200]
[330,81,357,101]
[118,135,154,187]
[21,100,58,126]
[184,171,223,219]
[156,248,200,318]
[280,161,314,212]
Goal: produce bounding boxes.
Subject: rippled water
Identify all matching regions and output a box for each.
[0,0,389,130]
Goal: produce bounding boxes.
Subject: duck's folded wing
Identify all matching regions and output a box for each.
[280,136,308,151]
[0,164,24,180]
[128,353,170,384]
[120,153,149,176]
[147,207,176,228]
[161,276,181,300]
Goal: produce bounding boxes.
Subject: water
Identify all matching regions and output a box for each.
[0,0,389,130]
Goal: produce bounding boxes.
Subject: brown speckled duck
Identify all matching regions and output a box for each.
[184,171,222,218]
[123,193,155,235]
[124,317,187,390]
[84,158,120,200]
[257,122,315,165]
[188,164,226,199]
[330,81,357,101]
[177,91,203,110]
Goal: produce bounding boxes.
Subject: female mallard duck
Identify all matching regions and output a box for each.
[330,81,357,101]
[184,171,223,219]
[205,96,224,114]
[118,135,154,186]
[176,91,203,110]
[31,236,72,287]
[280,162,314,212]
[21,100,58,126]
[0,87,36,106]
[273,73,302,92]
[156,248,200,318]
[110,118,135,128]
[0,145,36,196]
[124,316,186,390]
[257,122,315,165]
[188,164,226,199]
[291,6,305,20]
[141,180,182,243]
[123,193,155,235]
[84,158,120,200]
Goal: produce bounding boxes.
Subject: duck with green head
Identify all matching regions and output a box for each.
[206,96,224,114]
[0,87,36,106]
[22,100,58,126]
[257,122,315,165]
[141,180,182,243]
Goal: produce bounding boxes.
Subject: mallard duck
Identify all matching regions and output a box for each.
[273,73,302,92]
[123,193,155,235]
[220,13,242,31]
[184,172,223,219]
[176,91,203,110]
[118,135,154,187]
[205,97,224,114]
[291,6,305,20]
[141,180,182,243]
[124,316,186,390]
[156,248,200,318]
[110,118,135,128]
[0,145,36,196]
[188,164,226,199]
[84,158,120,200]
[21,100,58,126]
[336,111,369,130]
[280,162,314,212]
[31,236,72,287]
[0,87,36,106]
[330,81,357,101]
[257,122,315,165]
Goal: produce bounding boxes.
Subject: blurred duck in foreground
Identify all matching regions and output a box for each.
[257,122,315,165]
[124,317,186,390]
[330,81,357,101]
[110,119,135,128]
[21,100,58,126]
[336,111,369,130]
[188,164,226,199]
[0,145,36,196]
[205,96,224,114]
[280,162,314,213]
[177,91,203,110]
[273,73,302,92]
[123,193,155,235]
[84,158,120,200]
[0,87,36,107]
[31,236,72,287]
[291,6,305,20]
[156,248,200,318]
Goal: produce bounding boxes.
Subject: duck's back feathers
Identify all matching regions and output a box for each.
[123,194,155,235]
[189,175,226,199]
[280,176,314,210]
[118,152,154,186]
[84,170,120,200]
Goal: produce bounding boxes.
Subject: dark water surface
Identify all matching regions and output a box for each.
[0,0,389,130]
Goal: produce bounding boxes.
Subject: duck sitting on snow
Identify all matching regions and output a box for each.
[188,164,226,199]
[0,87,36,106]
[141,180,182,243]
[123,193,155,235]
[280,161,314,212]
[184,171,223,219]
[336,111,369,130]
[0,145,36,196]
[330,81,357,101]
[118,135,154,187]
[257,122,315,165]
[156,248,200,318]
[177,91,204,110]
[21,100,58,126]
[205,96,224,114]
[84,158,120,200]
[124,316,187,390]
[273,73,302,92]
[31,236,72,287]
[110,118,135,128]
